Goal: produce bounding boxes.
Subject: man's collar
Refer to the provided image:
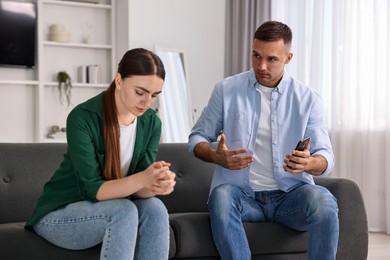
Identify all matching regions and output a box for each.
[250,69,291,94]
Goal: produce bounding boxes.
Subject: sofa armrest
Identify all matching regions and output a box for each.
[314,177,368,260]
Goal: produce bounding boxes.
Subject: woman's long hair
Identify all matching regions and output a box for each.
[102,48,165,180]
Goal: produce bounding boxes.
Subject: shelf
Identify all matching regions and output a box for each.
[43,41,112,49]
[43,0,111,9]
[0,80,39,85]
[34,0,115,142]
[43,81,109,88]
[40,137,67,143]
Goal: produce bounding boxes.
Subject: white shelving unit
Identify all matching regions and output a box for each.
[35,0,116,142]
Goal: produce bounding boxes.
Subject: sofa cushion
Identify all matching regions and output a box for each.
[0,222,177,260]
[245,222,307,255]
[169,212,307,258]
[0,222,100,260]
[170,213,218,258]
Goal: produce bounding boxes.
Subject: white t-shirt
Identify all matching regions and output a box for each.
[119,118,137,177]
[249,85,278,191]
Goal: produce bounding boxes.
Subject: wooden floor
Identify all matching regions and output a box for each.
[368,232,390,260]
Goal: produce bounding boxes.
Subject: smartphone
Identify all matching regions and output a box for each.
[295,137,311,151]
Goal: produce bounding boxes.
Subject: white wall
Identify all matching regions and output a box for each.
[0,83,36,142]
[119,0,226,122]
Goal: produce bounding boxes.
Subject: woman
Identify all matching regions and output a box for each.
[25,48,176,260]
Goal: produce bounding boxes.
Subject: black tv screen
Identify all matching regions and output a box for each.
[0,1,37,68]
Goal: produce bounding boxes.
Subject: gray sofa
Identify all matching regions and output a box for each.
[0,142,368,259]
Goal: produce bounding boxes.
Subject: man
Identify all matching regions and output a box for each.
[188,21,338,260]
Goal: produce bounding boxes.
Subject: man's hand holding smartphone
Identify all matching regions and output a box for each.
[294,137,311,151]
[284,137,311,172]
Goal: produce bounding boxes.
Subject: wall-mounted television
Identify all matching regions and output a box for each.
[0,1,37,68]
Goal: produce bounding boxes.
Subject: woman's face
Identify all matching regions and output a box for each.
[115,73,163,120]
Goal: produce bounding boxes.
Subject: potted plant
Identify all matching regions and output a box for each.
[57,71,72,106]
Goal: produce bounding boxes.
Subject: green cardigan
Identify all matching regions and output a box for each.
[25,92,162,228]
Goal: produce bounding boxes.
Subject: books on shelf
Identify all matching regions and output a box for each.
[78,64,101,84]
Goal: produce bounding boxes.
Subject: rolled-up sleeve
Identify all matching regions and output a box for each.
[306,95,335,176]
[188,84,224,156]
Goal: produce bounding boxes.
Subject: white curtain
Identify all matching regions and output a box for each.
[271,0,390,233]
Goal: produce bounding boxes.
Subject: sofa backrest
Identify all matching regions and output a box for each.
[0,142,214,224]
[156,143,214,213]
[0,143,67,224]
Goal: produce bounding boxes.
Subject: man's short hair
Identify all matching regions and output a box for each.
[254,21,292,46]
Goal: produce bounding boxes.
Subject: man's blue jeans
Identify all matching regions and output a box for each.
[33,197,169,260]
[208,183,339,260]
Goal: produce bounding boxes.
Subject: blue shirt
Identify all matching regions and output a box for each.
[188,69,334,196]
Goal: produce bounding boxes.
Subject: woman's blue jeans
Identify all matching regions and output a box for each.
[33,197,169,260]
[208,183,339,260]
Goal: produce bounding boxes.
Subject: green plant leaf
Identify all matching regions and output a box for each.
[57,71,72,106]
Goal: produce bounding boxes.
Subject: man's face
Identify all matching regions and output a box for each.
[251,38,293,88]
